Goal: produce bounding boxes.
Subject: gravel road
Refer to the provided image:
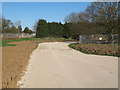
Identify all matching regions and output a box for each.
[18,42,118,88]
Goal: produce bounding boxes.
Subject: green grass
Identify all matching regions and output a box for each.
[1,37,74,47]
[1,38,31,47]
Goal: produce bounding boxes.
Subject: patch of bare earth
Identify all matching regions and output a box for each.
[69,44,119,57]
[2,41,38,88]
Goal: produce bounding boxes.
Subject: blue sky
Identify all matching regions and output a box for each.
[2,2,91,30]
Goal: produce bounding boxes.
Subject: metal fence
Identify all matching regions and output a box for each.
[2,33,36,38]
[79,34,119,44]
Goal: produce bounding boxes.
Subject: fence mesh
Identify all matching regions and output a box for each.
[79,34,119,44]
[2,33,36,38]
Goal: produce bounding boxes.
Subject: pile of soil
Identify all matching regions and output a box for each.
[2,41,38,88]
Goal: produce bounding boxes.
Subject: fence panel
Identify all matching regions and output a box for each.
[2,33,36,38]
[79,34,118,44]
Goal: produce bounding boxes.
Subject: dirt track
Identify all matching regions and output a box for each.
[18,42,118,88]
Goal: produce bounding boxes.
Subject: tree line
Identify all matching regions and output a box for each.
[36,20,64,38]
[1,18,33,34]
[64,2,119,35]
[36,2,119,38]
[1,2,119,38]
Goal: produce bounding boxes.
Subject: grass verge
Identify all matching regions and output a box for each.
[1,37,74,47]
[69,43,120,57]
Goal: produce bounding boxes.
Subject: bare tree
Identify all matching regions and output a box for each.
[86,2,119,34]
[13,21,21,35]
[64,12,79,23]
[33,21,38,32]
[86,2,118,23]
[78,12,89,22]
[14,21,21,28]
[2,18,12,33]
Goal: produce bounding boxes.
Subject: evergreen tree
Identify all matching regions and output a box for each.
[36,19,49,38]
[63,23,73,38]
[23,27,32,34]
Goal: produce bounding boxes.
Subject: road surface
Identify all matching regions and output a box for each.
[18,42,118,88]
